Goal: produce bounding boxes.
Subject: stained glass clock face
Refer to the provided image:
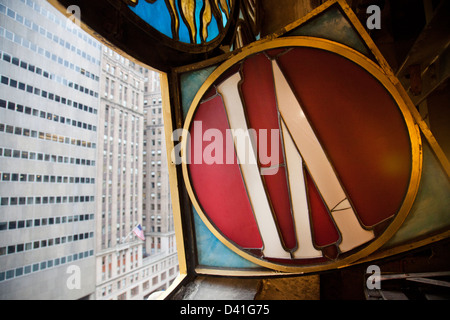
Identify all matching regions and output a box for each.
[127,0,234,46]
[182,38,421,272]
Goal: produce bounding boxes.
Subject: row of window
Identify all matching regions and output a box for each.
[0,74,98,115]
[0,99,97,133]
[1,172,95,184]
[0,214,95,232]
[100,256,178,299]
[1,231,94,258]
[0,122,97,150]
[1,2,101,67]
[0,195,95,207]
[0,249,94,283]
[1,50,99,99]
[18,0,101,51]
[0,25,99,86]
[0,146,95,167]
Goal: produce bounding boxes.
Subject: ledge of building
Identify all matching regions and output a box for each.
[166,274,320,300]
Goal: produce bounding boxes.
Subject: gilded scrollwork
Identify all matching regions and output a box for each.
[124,0,232,44]
[165,0,180,41]
[201,0,213,43]
[233,0,262,49]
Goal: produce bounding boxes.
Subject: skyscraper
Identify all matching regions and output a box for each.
[95,48,178,300]
[143,73,176,258]
[95,46,146,299]
[0,0,101,299]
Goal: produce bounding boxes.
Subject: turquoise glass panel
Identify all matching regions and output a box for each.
[193,207,261,269]
[176,3,191,43]
[129,1,173,39]
[195,0,202,44]
[180,65,218,119]
[287,6,372,58]
[383,139,450,248]
[221,10,227,27]
[206,17,219,42]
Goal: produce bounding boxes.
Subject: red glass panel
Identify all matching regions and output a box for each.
[262,170,297,250]
[240,53,284,168]
[305,168,340,247]
[277,48,412,227]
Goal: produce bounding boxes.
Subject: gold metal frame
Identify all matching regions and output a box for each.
[161,72,189,277]
[180,36,423,273]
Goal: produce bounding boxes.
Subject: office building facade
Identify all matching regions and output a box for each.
[0,0,178,300]
[95,46,145,299]
[0,0,101,299]
[142,81,176,258]
[95,50,179,300]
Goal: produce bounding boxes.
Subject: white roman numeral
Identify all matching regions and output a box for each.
[217,72,291,259]
[272,60,374,253]
[281,119,322,258]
